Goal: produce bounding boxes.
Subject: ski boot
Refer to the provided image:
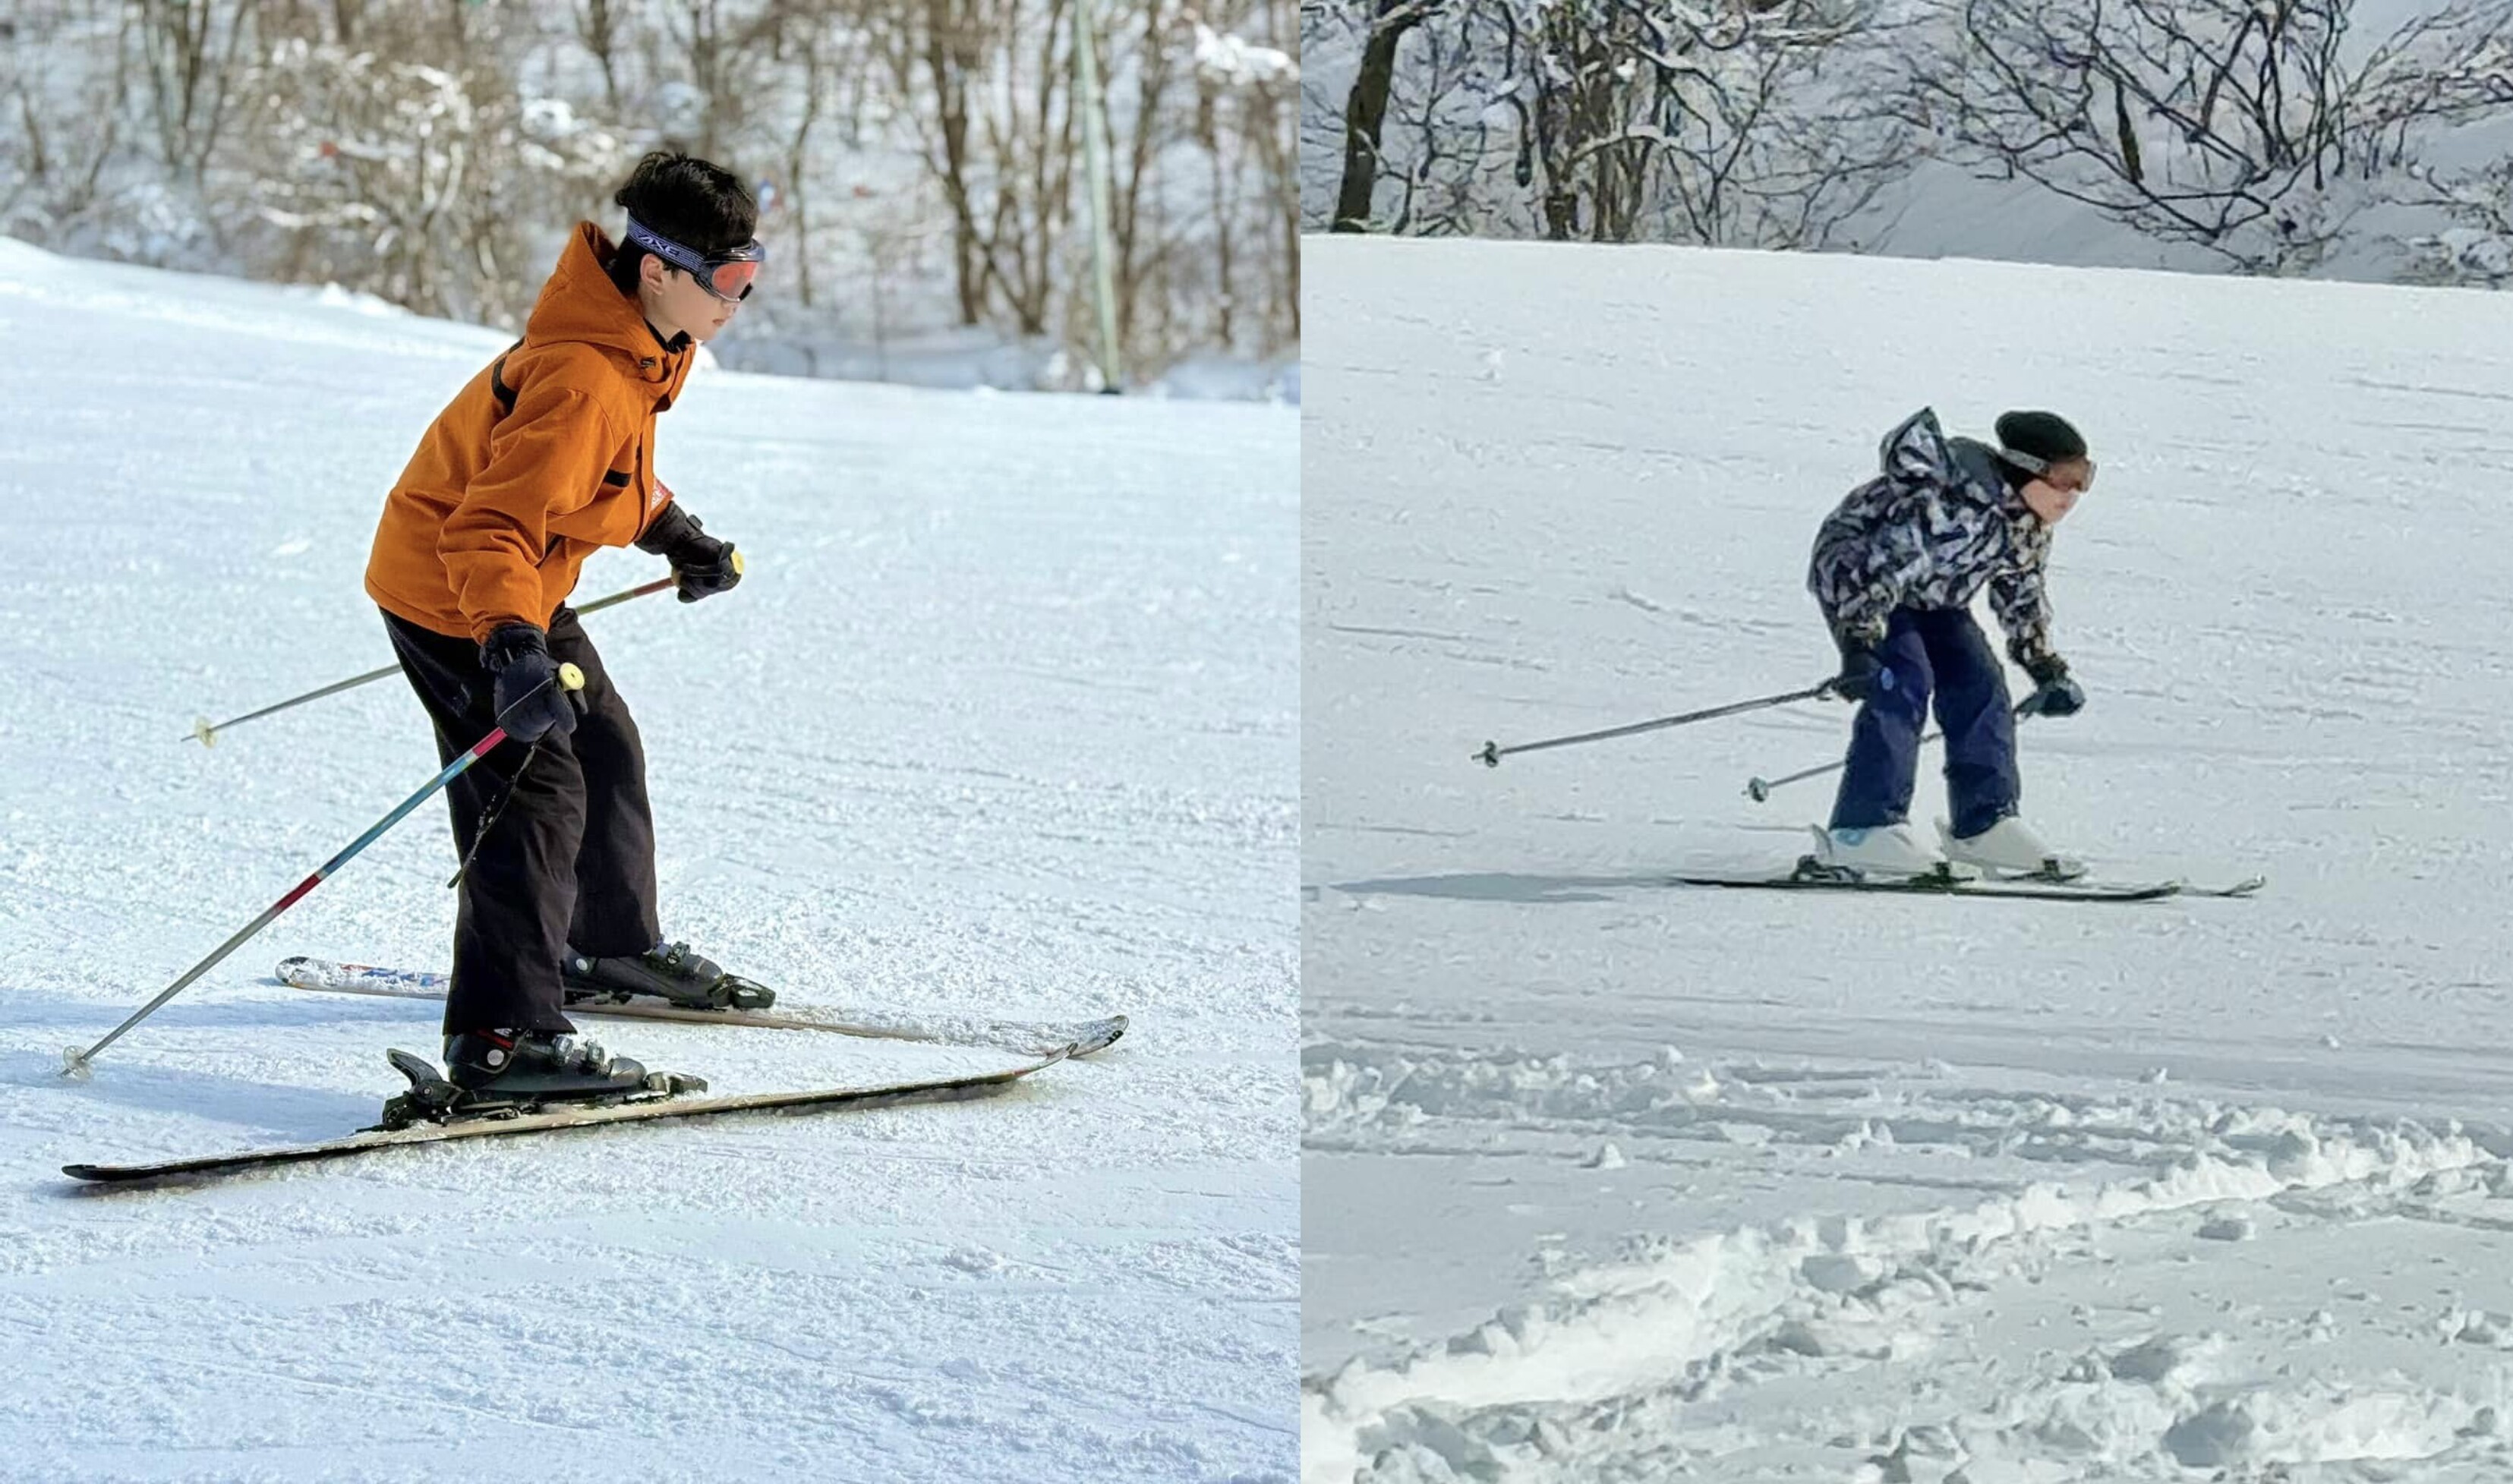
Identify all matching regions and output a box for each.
[1799,823,1979,885]
[374,1032,702,1130]
[562,940,774,1012]
[1938,816,2085,882]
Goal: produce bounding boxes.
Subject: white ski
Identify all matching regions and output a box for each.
[273,956,1129,1057]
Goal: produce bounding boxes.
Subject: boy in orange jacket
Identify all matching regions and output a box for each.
[367,152,761,1102]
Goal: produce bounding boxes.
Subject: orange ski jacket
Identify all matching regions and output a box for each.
[367,223,695,642]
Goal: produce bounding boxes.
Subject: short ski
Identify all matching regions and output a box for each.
[274,956,1128,1057]
[1671,870,2184,902]
[1668,855,2266,903]
[65,1047,1072,1186]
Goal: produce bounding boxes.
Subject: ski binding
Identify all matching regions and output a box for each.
[372,1047,708,1132]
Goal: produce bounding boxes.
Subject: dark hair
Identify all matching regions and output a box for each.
[606,151,758,295]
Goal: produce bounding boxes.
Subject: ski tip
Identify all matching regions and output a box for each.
[61,1161,207,1186]
[272,957,322,989]
[1043,1014,1129,1057]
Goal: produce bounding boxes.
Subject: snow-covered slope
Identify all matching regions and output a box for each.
[0,237,1297,1480]
[1302,233,2513,1481]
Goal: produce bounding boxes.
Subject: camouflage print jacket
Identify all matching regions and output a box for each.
[1807,408,2057,670]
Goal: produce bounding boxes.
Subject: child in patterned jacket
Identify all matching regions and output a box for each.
[1806,407,2094,879]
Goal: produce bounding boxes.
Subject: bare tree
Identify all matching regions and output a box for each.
[1375,2,1491,236]
[780,12,826,305]
[1329,0,1440,231]
[2,0,1294,386]
[246,11,631,329]
[1188,17,1296,346]
[1322,0,1904,247]
[1260,0,1297,336]
[0,2,135,243]
[2400,156,2513,288]
[1114,0,1179,350]
[574,0,630,113]
[1502,0,1907,245]
[874,0,993,323]
[988,0,1079,335]
[1906,0,2513,271]
[136,0,257,187]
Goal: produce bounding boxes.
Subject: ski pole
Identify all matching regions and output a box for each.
[1744,699,2035,802]
[65,664,588,1079]
[185,573,678,746]
[1474,682,1836,768]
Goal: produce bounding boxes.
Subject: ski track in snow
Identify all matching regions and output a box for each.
[0,237,1296,1482]
[1302,236,2513,1482]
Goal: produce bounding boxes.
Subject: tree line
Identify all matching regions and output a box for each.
[2,0,1301,383]
[1304,0,2513,283]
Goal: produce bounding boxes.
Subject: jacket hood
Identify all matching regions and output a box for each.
[1947,436,2031,512]
[521,223,682,386]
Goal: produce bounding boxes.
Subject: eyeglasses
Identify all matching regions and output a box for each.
[2000,446,2095,493]
[623,214,766,302]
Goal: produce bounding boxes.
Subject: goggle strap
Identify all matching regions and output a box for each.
[622,214,766,297]
[2000,446,2095,492]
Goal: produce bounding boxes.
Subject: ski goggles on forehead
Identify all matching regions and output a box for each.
[1999,446,2096,492]
[623,215,765,301]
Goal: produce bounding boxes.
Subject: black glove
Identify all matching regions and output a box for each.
[1829,642,1894,704]
[480,624,578,743]
[2020,654,2085,717]
[637,503,741,604]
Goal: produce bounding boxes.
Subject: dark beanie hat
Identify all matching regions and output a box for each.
[1994,411,2087,465]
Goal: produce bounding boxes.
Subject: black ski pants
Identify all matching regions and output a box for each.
[381,607,661,1036]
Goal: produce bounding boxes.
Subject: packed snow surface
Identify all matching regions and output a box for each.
[0,236,1297,1481]
[1302,233,2513,1482]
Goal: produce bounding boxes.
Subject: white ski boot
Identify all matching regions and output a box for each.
[1806,823,1975,883]
[1938,816,2085,881]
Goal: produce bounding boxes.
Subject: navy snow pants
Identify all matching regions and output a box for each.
[1830,607,2020,840]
